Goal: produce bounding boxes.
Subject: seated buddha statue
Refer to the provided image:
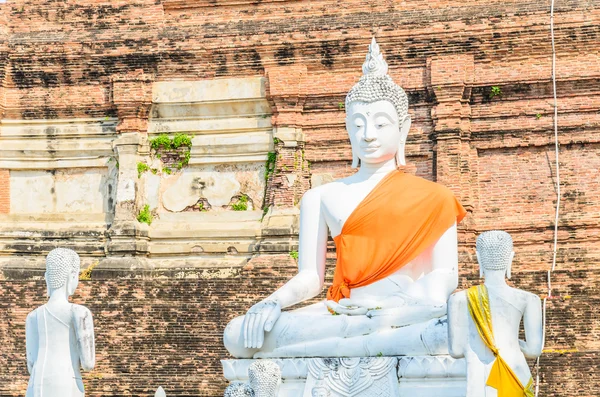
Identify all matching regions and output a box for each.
[448,231,543,397]
[25,248,95,397]
[224,38,467,359]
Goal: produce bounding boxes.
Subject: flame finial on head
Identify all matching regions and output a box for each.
[346,38,408,118]
[362,37,389,77]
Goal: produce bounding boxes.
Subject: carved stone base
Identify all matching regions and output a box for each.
[222,356,466,397]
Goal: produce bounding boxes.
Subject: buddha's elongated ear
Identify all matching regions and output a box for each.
[476,251,483,278]
[352,153,360,168]
[506,251,515,279]
[396,115,411,167]
[44,272,50,297]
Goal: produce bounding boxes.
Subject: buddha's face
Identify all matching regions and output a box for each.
[346,100,410,166]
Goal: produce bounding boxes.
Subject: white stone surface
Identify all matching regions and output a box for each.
[116,177,135,203]
[222,357,466,397]
[25,248,95,397]
[223,38,458,360]
[155,386,166,397]
[0,118,116,170]
[153,78,266,103]
[10,168,114,214]
[146,172,161,210]
[448,231,543,397]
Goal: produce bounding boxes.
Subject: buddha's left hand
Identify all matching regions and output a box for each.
[325,299,369,316]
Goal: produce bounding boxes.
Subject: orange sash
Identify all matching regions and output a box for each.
[327,170,467,302]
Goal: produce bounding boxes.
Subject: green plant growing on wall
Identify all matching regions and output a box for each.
[489,86,502,99]
[231,194,249,211]
[172,133,192,149]
[338,102,345,110]
[137,162,150,178]
[150,133,192,171]
[164,167,172,175]
[536,113,542,120]
[289,250,299,260]
[79,261,99,281]
[137,204,153,225]
[262,205,270,220]
[150,134,172,150]
[265,152,277,181]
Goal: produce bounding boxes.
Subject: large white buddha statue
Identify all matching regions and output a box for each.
[25,248,96,397]
[224,38,466,358]
[448,231,543,397]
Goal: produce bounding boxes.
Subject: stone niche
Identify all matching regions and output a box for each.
[146,77,273,261]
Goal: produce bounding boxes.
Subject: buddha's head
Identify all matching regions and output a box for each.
[223,382,254,397]
[476,231,515,279]
[45,248,81,297]
[345,38,411,168]
[248,360,281,396]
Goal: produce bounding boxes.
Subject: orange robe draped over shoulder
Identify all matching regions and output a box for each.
[327,170,467,302]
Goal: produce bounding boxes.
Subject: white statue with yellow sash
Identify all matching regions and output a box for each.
[448,231,543,397]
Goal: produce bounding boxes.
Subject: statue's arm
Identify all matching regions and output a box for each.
[266,188,328,309]
[25,311,38,374]
[519,293,544,358]
[73,305,96,371]
[405,223,459,305]
[447,292,467,359]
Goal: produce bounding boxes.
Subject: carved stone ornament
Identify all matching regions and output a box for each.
[223,360,281,397]
[305,357,399,397]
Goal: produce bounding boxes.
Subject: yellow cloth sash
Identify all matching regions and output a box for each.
[467,285,534,397]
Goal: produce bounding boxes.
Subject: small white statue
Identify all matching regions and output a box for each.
[448,231,543,397]
[25,248,96,397]
[224,38,466,358]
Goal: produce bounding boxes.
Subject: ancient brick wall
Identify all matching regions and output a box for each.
[0,0,599,395]
[0,259,598,396]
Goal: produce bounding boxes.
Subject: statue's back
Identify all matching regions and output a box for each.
[26,304,84,397]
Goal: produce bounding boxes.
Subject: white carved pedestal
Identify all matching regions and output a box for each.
[222,356,466,397]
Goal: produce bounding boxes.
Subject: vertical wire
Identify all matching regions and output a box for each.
[536,1,560,395]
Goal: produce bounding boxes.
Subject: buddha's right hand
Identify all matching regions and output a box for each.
[242,299,282,349]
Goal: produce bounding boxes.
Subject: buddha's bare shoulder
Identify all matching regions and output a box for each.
[26,307,41,322]
[510,287,541,303]
[300,177,355,205]
[449,290,467,302]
